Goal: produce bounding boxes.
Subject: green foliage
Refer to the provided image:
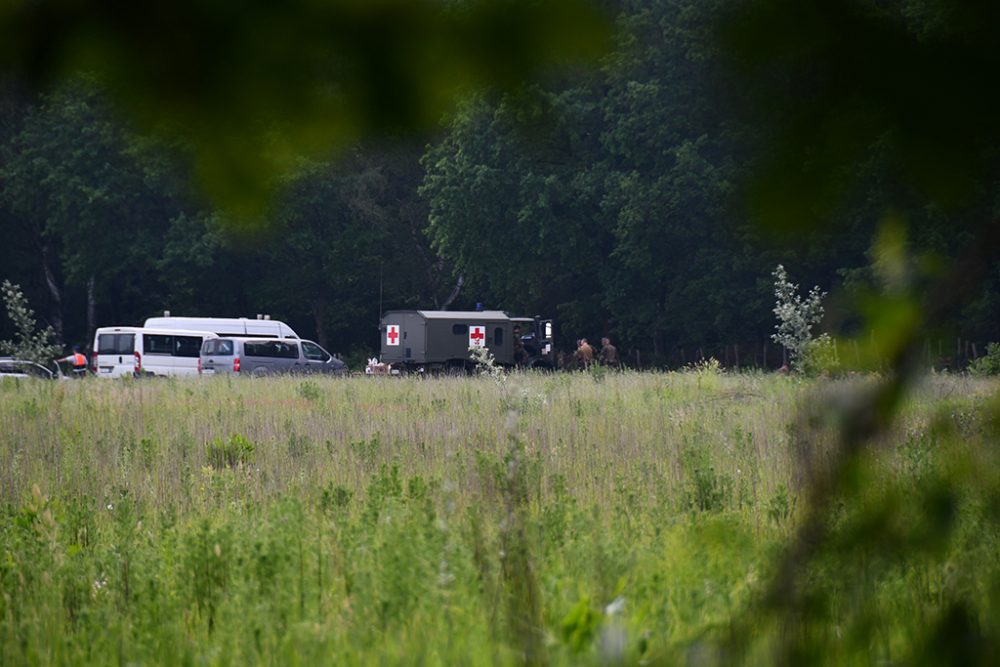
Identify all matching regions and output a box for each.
[296,380,321,401]
[0,374,998,663]
[560,596,600,653]
[968,343,1000,376]
[798,334,842,377]
[683,446,733,513]
[205,433,255,469]
[0,1,609,215]
[771,264,827,372]
[2,1,997,363]
[766,484,794,526]
[0,280,62,364]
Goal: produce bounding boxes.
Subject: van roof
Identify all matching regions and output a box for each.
[214,336,304,343]
[95,326,219,337]
[143,316,299,338]
[386,310,510,320]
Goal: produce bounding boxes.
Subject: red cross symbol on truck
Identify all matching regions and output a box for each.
[469,326,485,347]
[386,325,400,346]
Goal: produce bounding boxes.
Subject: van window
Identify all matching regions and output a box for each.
[98,333,135,355]
[495,328,504,346]
[275,341,299,359]
[244,342,267,358]
[452,324,468,335]
[245,341,299,359]
[174,336,203,358]
[144,334,173,355]
[202,339,234,356]
[302,341,331,362]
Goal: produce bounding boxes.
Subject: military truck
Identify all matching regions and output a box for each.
[379,310,554,372]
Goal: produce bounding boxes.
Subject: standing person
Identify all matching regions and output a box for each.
[577,338,594,368]
[599,337,619,368]
[58,345,88,377]
[513,325,527,366]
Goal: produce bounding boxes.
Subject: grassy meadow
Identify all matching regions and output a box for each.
[1,370,999,665]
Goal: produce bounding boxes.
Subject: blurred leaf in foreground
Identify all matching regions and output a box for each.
[721,0,1000,232]
[0,0,609,217]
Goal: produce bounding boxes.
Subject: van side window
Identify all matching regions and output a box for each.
[174,336,202,358]
[245,341,298,358]
[144,334,173,355]
[452,324,468,335]
[276,342,299,359]
[244,342,268,358]
[302,341,331,362]
[495,328,504,346]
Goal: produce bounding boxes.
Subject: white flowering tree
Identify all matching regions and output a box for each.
[771,265,827,372]
[1,280,63,365]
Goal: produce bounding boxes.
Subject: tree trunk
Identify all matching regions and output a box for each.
[440,275,463,310]
[313,301,328,348]
[86,277,97,346]
[40,244,64,341]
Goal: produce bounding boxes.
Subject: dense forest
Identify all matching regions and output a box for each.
[1,0,996,366]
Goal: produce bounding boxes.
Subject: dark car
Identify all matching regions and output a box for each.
[199,338,347,376]
[0,358,63,380]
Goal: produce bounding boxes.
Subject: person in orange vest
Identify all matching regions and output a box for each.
[58,345,88,377]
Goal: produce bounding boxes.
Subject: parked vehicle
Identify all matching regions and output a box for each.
[379,310,555,372]
[143,316,298,339]
[199,337,346,376]
[0,358,63,380]
[91,327,218,377]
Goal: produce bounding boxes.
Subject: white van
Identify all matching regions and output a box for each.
[92,327,218,378]
[143,316,298,339]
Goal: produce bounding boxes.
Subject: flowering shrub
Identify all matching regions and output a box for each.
[0,280,62,365]
[771,265,827,373]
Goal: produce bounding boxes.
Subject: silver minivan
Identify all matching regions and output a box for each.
[199,337,347,376]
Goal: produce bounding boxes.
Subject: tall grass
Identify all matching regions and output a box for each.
[1,371,997,664]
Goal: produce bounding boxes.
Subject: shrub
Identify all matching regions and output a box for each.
[799,334,842,376]
[771,264,827,373]
[205,433,255,468]
[968,343,1000,376]
[296,380,322,401]
[0,280,62,365]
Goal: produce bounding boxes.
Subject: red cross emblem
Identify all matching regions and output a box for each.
[386,324,400,346]
[469,325,486,348]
